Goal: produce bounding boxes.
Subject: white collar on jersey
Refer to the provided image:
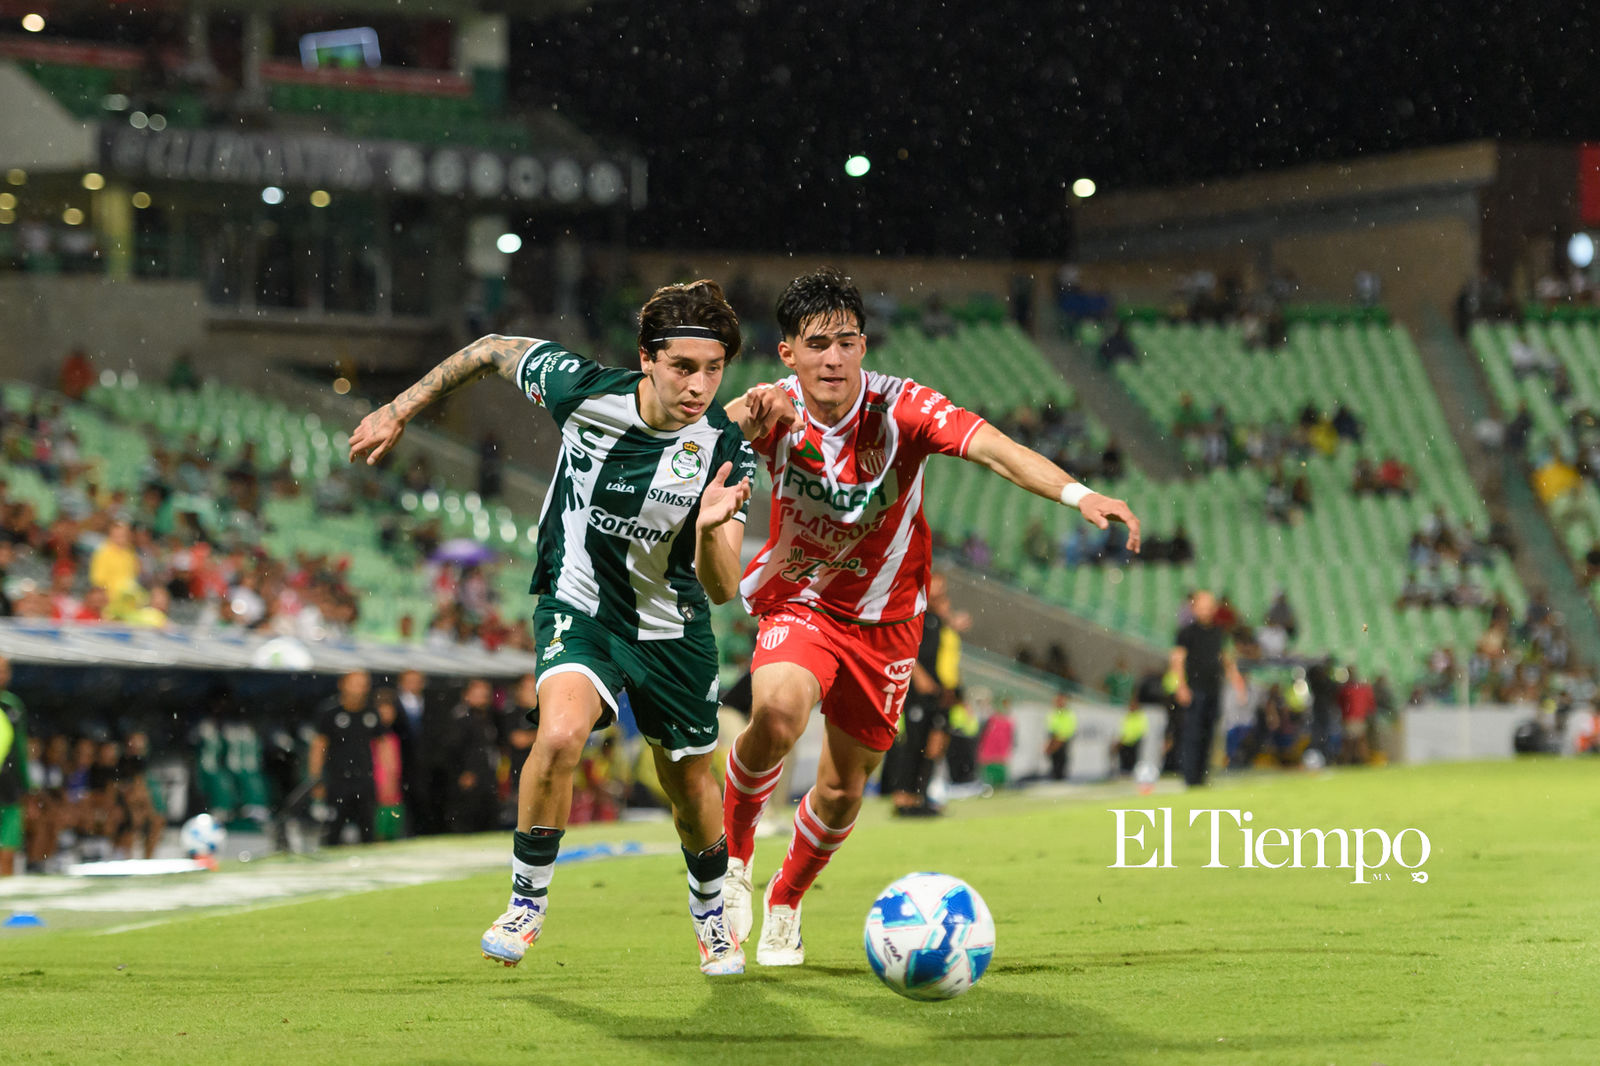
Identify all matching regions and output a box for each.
[801,369,868,495]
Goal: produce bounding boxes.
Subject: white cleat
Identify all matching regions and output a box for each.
[480,898,546,967]
[693,905,746,976]
[755,878,804,966]
[725,857,755,942]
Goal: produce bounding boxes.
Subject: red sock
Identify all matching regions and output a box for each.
[723,747,784,865]
[769,790,854,908]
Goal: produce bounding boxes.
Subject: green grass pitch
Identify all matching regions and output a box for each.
[3,760,1596,1065]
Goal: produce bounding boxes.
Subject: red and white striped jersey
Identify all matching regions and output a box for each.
[739,369,987,624]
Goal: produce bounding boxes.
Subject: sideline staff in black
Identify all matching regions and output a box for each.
[1170,591,1245,786]
[310,669,380,845]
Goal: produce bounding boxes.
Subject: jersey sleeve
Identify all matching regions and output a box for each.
[715,426,760,524]
[895,380,987,459]
[513,341,625,425]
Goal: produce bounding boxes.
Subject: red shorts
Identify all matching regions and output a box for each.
[750,606,924,752]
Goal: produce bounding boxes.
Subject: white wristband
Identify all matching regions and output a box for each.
[1058,482,1094,510]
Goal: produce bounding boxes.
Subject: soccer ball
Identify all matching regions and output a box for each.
[180,813,227,859]
[864,872,996,1001]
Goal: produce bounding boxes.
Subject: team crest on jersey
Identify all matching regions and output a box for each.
[857,409,889,477]
[671,441,704,480]
[759,625,790,651]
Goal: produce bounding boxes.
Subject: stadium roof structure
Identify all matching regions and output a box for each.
[0,35,644,212]
[0,619,542,678]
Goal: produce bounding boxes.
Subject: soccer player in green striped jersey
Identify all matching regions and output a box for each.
[350,280,775,975]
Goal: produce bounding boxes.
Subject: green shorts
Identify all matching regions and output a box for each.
[534,598,721,762]
[0,804,20,850]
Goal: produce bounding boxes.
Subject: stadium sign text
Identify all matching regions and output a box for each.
[99,126,639,207]
[1107,808,1431,885]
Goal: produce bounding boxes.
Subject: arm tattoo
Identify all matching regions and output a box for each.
[390,334,535,420]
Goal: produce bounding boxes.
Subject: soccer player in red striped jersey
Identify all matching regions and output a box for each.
[719,268,1141,965]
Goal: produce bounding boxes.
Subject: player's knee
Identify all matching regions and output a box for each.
[528,726,586,771]
[750,700,807,751]
[811,775,861,816]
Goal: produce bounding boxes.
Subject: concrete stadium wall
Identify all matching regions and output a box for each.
[0,275,207,385]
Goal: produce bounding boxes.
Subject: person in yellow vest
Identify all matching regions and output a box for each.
[1045,692,1077,781]
[1116,701,1150,776]
[945,688,978,785]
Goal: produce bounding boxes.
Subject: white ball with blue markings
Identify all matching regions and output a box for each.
[864,872,996,1000]
[180,813,226,859]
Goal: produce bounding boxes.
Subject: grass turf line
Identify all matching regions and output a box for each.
[2,760,1596,1065]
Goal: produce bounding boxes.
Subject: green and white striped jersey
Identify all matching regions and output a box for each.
[516,340,756,640]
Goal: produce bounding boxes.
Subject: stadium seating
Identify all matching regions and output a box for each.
[1469,320,1600,611]
[718,320,1075,416]
[1052,320,1523,683]
[266,82,531,150]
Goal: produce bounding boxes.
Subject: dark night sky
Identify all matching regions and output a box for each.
[511,0,1591,258]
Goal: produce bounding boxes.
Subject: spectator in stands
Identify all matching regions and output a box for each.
[961,532,992,571]
[1167,523,1194,565]
[1173,393,1206,438]
[1022,518,1054,569]
[920,294,956,339]
[1504,403,1533,454]
[1101,438,1125,480]
[1508,336,1556,379]
[1533,448,1580,506]
[1102,659,1135,707]
[88,520,139,596]
[1331,404,1363,443]
[167,351,200,391]
[1097,321,1137,369]
[309,669,379,846]
[58,348,94,402]
[1376,456,1413,497]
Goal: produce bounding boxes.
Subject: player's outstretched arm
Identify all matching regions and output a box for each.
[963,423,1142,552]
[724,384,800,442]
[348,334,534,466]
[695,461,753,604]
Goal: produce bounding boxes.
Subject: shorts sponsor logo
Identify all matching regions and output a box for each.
[884,658,917,683]
[588,509,672,544]
[647,487,698,507]
[671,441,704,480]
[759,625,790,651]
